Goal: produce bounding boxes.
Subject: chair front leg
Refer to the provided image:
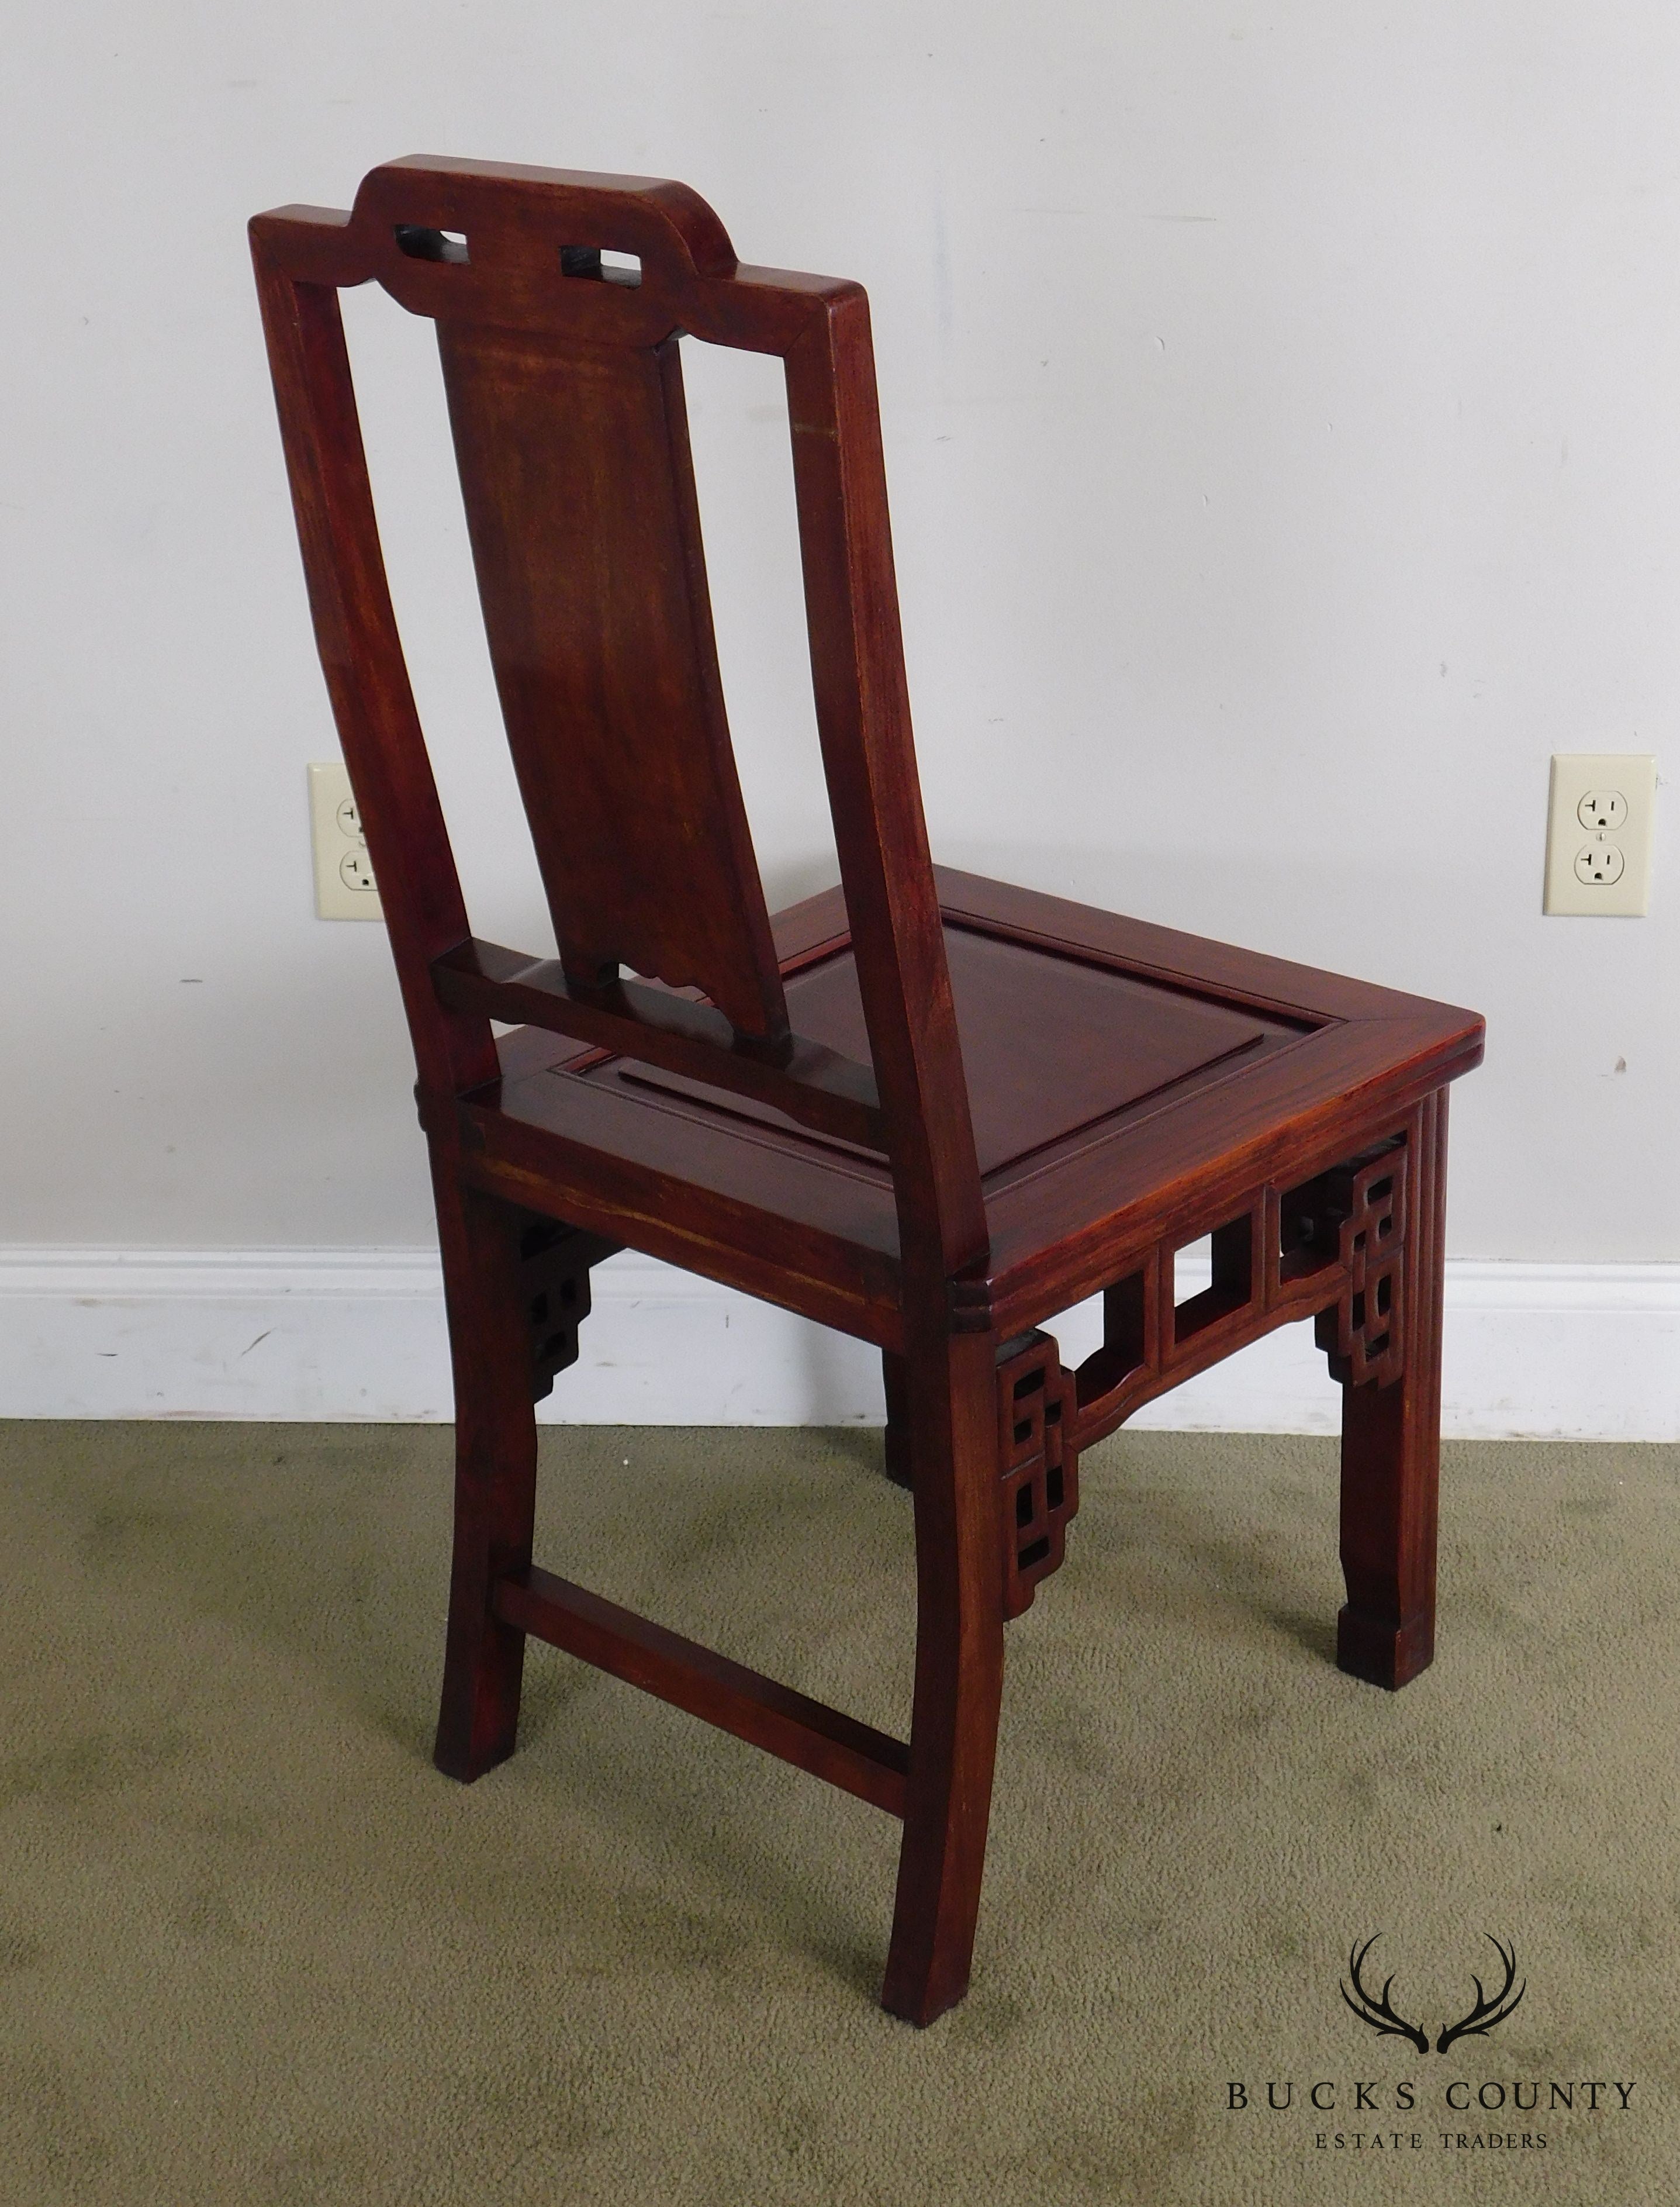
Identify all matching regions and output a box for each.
[881,1327,1007,2026]
[1333,1090,1449,1691]
[431,1171,541,1782]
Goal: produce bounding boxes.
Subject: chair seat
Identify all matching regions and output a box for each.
[455,865,1482,1349]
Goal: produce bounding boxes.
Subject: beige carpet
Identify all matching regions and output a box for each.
[1,1421,1676,2206]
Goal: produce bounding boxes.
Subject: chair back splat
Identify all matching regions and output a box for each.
[250,156,986,1277]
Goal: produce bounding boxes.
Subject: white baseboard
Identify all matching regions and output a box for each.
[0,1247,1675,1441]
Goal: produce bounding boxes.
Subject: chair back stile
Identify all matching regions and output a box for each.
[252,239,498,1104]
[251,156,987,1286]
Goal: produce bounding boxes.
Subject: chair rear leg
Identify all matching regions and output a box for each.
[1336,1091,1448,1691]
[431,1173,540,1782]
[880,1349,912,1489]
[881,1330,1006,2026]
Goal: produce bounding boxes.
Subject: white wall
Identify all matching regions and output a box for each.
[2,5,1675,1419]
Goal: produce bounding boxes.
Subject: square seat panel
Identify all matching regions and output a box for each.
[469,867,1482,1349]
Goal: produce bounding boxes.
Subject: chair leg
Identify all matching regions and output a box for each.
[431,1175,540,1782]
[881,1330,1006,2026]
[1336,1092,1448,1691]
[880,1349,912,1489]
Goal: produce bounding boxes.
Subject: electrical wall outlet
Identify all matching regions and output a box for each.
[307,761,383,921]
[1543,753,1656,916]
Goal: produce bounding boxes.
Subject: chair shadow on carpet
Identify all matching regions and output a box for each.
[516,1659,896,2002]
[58,1425,459,1765]
[147,1425,905,2000]
[1072,1436,1347,1671]
[53,1424,1354,2005]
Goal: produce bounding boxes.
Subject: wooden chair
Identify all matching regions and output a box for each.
[251,158,1484,2026]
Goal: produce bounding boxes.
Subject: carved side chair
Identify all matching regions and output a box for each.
[251,159,1484,2026]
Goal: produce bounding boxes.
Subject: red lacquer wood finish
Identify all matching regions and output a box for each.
[253,158,1484,2026]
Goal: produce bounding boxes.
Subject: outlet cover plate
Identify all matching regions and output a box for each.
[1543,752,1656,917]
[307,761,384,921]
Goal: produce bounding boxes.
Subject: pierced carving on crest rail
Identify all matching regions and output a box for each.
[995,1332,1080,1619]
